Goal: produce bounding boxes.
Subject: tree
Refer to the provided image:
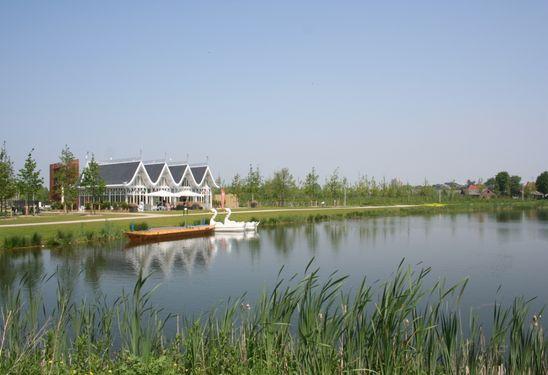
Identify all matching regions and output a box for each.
[494,171,511,196]
[229,174,244,200]
[80,155,105,213]
[0,142,16,213]
[17,149,44,215]
[245,165,262,203]
[536,171,548,195]
[56,145,79,212]
[325,168,342,204]
[509,175,522,197]
[484,178,496,191]
[270,168,295,206]
[303,167,320,203]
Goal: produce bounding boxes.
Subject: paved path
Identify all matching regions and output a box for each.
[0,205,422,228]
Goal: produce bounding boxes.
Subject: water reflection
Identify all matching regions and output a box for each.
[0,210,547,318]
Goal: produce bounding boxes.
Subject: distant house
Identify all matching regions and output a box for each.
[464,184,481,197]
[464,185,495,199]
[530,191,545,199]
[480,189,496,199]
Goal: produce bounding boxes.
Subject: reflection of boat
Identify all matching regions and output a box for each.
[210,208,260,232]
[210,231,259,253]
[125,225,214,244]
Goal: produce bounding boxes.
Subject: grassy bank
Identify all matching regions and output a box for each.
[1,200,547,250]
[0,263,545,374]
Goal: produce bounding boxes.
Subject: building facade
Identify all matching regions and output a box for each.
[78,159,219,209]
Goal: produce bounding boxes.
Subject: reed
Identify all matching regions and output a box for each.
[0,263,545,373]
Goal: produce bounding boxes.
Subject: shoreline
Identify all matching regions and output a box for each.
[1,200,546,250]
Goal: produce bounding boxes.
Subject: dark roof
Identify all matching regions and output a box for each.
[168,164,187,183]
[98,162,140,185]
[190,166,208,184]
[144,163,165,183]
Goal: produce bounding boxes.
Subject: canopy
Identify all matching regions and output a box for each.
[146,190,177,198]
[173,190,203,198]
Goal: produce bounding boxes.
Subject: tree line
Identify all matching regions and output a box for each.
[225,166,548,207]
[0,143,105,215]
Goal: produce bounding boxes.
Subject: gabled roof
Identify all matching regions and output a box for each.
[98,161,140,185]
[168,164,188,183]
[144,163,165,183]
[190,166,208,184]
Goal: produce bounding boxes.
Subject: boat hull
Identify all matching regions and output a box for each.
[125,225,214,244]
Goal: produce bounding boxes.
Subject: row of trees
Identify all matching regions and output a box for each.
[226,166,548,207]
[228,166,438,206]
[484,171,548,197]
[0,142,106,215]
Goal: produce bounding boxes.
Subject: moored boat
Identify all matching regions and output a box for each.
[125,225,214,244]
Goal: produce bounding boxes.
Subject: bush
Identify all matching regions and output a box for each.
[128,204,138,213]
[120,202,129,210]
[130,222,149,231]
[250,200,259,208]
[51,201,63,210]
[190,202,203,210]
[3,235,30,249]
[31,232,42,246]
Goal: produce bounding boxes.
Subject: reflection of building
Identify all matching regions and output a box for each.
[126,237,217,276]
[49,160,80,202]
[78,159,218,209]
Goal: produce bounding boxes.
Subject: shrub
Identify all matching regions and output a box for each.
[190,202,203,210]
[130,222,149,231]
[250,200,259,208]
[31,232,42,246]
[120,202,129,210]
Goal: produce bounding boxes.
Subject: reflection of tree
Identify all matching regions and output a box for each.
[494,211,523,223]
[267,226,297,256]
[323,223,347,251]
[304,224,319,253]
[0,249,44,301]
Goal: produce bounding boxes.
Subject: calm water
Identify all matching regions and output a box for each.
[1,210,547,322]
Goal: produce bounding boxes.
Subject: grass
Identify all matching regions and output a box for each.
[0,262,545,374]
[0,199,546,250]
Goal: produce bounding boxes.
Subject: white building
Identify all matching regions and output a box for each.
[79,159,219,209]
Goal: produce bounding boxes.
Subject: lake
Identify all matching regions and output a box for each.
[1,209,547,325]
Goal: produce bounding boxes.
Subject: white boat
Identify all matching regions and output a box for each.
[225,208,260,231]
[210,208,260,232]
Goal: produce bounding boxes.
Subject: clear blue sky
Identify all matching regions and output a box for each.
[1,1,547,185]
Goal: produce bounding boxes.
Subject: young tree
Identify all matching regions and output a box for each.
[17,149,44,215]
[536,171,548,195]
[0,142,17,213]
[56,145,79,212]
[494,171,511,196]
[324,168,342,204]
[229,174,244,200]
[303,167,320,204]
[509,175,522,197]
[245,164,262,203]
[270,168,295,206]
[80,155,105,214]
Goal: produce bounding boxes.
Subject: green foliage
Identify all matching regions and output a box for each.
[131,222,150,231]
[536,171,548,195]
[510,175,522,196]
[79,154,106,213]
[303,167,321,202]
[495,171,511,196]
[16,148,44,212]
[0,141,17,213]
[55,145,79,211]
[269,168,296,206]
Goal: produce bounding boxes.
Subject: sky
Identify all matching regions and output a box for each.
[1,1,547,185]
